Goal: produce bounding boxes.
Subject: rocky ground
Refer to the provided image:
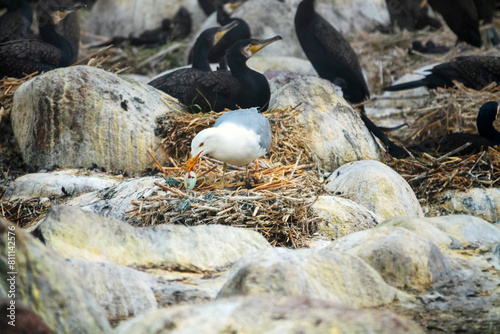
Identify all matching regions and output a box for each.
[1,0,500,333]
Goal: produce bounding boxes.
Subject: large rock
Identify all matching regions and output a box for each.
[69,260,157,319]
[37,205,270,270]
[218,247,401,307]
[380,216,452,248]
[270,76,382,171]
[312,195,380,240]
[440,188,500,223]
[325,160,424,218]
[11,66,181,174]
[427,215,500,249]
[115,295,423,334]
[0,217,112,333]
[85,0,204,37]
[4,169,120,200]
[67,176,166,223]
[328,226,450,291]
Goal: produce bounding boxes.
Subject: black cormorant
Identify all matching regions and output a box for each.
[410,101,500,154]
[185,35,283,113]
[0,0,33,43]
[294,0,370,107]
[473,0,500,45]
[427,0,482,47]
[383,56,500,92]
[385,0,441,32]
[0,6,82,78]
[209,1,251,70]
[360,113,409,158]
[148,21,239,103]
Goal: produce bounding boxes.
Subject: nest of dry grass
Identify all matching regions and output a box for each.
[127,107,326,247]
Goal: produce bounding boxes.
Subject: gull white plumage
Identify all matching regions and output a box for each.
[186,107,272,187]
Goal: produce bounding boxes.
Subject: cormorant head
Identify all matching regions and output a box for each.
[214,20,239,45]
[240,35,283,59]
[50,3,86,25]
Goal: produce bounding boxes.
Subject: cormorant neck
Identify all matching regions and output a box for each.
[477,103,500,144]
[227,52,250,76]
[192,34,214,72]
[295,0,315,26]
[40,24,73,66]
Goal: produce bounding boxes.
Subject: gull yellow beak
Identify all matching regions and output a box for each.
[249,35,282,55]
[187,151,203,172]
[216,20,239,43]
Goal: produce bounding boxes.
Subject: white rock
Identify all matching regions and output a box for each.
[312,195,381,240]
[4,169,119,200]
[325,160,424,219]
[69,260,158,318]
[328,226,450,291]
[67,176,166,223]
[427,215,500,249]
[115,295,423,334]
[11,66,182,174]
[218,247,402,307]
[38,205,270,270]
[440,188,500,223]
[270,76,382,171]
[380,216,452,248]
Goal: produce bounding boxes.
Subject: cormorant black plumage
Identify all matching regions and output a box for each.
[383,56,500,92]
[385,0,441,32]
[410,101,500,155]
[148,21,238,103]
[209,1,251,70]
[0,6,80,78]
[0,0,33,43]
[473,0,500,45]
[185,35,282,113]
[360,113,409,158]
[294,0,370,107]
[427,0,482,47]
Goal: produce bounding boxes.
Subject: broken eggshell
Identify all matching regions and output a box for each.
[184,171,197,190]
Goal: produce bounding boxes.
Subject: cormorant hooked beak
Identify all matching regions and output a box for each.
[249,35,283,55]
[216,20,239,43]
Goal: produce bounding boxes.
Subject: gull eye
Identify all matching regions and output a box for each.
[199,142,204,147]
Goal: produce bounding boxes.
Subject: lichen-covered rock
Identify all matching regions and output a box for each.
[328,226,450,291]
[37,205,270,270]
[270,77,382,171]
[325,160,423,218]
[4,169,119,200]
[0,217,112,333]
[312,195,380,240]
[68,260,157,319]
[11,66,181,174]
[218,247,401,307]
[380,216,452,248]
[440,188,500,223]
[427,215,500,249]
[115,295,422,334]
